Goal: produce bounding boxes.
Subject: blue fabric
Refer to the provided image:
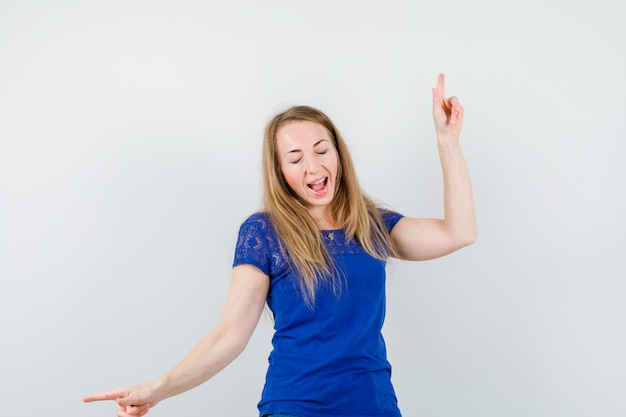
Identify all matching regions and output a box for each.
[263,415,300,417]
[233,210,404,417]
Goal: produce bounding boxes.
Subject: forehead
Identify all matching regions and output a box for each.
[276,120,331,150]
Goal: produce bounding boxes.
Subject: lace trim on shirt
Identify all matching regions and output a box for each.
[233,213,289,276]
[234,210,403,274]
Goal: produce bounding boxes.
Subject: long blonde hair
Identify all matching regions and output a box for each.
[262,105,397,305]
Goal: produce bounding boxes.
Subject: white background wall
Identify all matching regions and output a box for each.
[1,1,624,416]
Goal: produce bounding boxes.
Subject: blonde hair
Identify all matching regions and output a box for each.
[262,105,397,306]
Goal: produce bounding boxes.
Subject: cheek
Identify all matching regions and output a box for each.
[280,164,299,189]
[329,154,340,178]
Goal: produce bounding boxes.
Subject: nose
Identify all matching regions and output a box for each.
[305,156,320,173]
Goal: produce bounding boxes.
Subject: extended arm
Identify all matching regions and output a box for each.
[391,74,477,261]
[83,264,269,417]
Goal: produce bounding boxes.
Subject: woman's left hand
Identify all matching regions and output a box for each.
[432,73,464,140]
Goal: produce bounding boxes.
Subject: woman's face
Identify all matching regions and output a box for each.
[276,120,339,216]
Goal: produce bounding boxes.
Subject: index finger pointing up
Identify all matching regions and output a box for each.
[436,73,446,98]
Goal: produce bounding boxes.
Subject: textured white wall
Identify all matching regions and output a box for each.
[1,1,624,416]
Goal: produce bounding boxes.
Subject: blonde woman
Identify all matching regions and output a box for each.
[83,74,476,417]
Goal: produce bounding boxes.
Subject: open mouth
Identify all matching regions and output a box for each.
[307,177,328,195]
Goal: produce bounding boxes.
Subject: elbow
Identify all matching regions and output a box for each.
[444,218,477,250]
[455,227,477,249]
[464,232,477,247]
[231,336,251,357]
[466,223,478,245]
[465,224,478,246]
[212,326,251,362]
[224,331,250,359]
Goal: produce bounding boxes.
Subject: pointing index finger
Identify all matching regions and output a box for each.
[82,389,124,403]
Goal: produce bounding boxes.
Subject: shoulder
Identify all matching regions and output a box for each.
[234,211,286,275]
[240,211,271,227]
[376,208,404,232]
[236,211,277,242]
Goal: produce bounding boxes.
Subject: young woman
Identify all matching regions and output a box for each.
[83,74,476,417]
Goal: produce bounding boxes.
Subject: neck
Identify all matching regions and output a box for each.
[308,207,338,230]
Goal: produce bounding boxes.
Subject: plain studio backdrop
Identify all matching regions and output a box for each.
[0,1,624,416]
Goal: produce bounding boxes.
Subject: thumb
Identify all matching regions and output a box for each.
[116,396,131,408]
[116,392,140,408]
[115,385,154,408]
[432,87,441,105]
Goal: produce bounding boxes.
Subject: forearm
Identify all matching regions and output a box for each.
[437,136,477,245]
[150,328,246,401]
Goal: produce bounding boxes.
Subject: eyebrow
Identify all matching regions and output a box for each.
[285,139,329,155]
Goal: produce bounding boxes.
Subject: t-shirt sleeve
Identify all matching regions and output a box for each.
[380,209,404,233]
[232,213,272,276]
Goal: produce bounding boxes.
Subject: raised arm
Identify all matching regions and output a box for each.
[83,264,269,417]
[391,73,477,261]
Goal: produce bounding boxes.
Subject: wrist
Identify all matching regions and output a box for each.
[437,135,461,151]
[148,377,169,401]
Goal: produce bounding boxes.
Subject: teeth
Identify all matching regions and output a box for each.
[310,178,325,185]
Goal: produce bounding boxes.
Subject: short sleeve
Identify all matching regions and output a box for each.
[380,209,404,233]
[232,213,273,275]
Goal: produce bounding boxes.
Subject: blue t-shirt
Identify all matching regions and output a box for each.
[233,210,404,417]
